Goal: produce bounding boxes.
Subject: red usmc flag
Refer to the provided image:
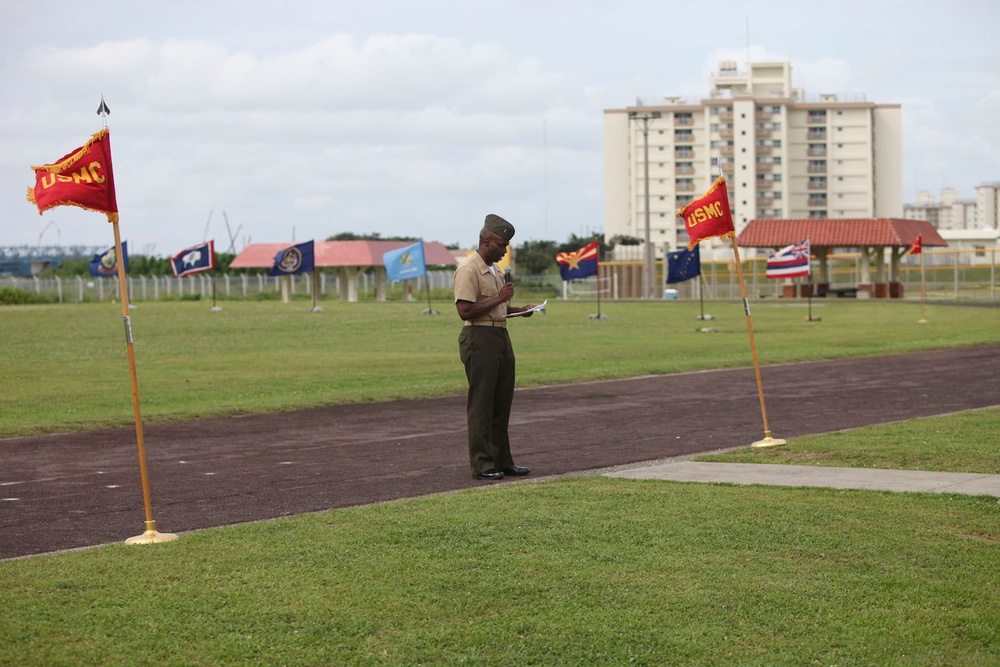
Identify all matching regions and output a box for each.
[27,128,119,223]
[677,177,735,250]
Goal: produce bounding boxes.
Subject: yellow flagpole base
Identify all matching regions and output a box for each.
[125,520,178,545]
[751,434,788,448]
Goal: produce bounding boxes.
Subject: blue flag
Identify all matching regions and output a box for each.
[89,241,128,277]
[170,240,216,277]
[666,245,700,284]
[269,240,315,276]
[383,241,427,281]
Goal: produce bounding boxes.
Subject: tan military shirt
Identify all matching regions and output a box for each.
[453,251,507,326]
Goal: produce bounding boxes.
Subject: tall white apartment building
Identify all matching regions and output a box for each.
[604,59,903,258]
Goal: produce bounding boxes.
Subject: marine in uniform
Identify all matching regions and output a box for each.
[453,214,537,480]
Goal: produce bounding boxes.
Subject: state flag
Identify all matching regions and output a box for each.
[269,240,315,276]
[555,241,599,280]
[766,240,811,279]
[383,241,427,281]
[171,241,217,277]
[666,245,701,284]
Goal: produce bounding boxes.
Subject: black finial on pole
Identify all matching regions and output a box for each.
[97,94,110,127]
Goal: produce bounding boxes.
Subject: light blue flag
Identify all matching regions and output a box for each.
[383,241,426,281]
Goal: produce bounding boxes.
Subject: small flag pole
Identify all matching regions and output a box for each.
[805,271,820,322]
[587,241,607,319]
[420,241,440,315]
[311,267,322,312]
[918,250,927,323]
[729,236,786,448]
[698,275,706,319]
[210,269,222,311]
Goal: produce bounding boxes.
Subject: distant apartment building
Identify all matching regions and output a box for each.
[904,183,1000,230]
[604,59,903,259]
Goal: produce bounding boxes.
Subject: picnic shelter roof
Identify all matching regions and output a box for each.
[736,218,948,249]
[229,240,458,269]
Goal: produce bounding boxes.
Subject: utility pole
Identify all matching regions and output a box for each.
[629,110,661,299]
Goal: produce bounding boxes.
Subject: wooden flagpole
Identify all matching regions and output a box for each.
[93,99,177,545]
[729,237,786,448]
[111,222,177,544]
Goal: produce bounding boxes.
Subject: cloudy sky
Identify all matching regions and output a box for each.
[2,0,998,256]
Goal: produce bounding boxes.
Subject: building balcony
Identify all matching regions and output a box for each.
[808,197,828,207]
[719,145,734,156]
[755,127,773,138]
[755,162,773,172]
[719,128,734,138]
[675,116,693,126]
[808,130,827,140]
[807,180,827,190]
[757,196,774,206]
[721,162,734,173]
[675,165,695,175]
[719,111,733,121]
[756,179,773,190]
[676,182,696,191]
[808,165,827,173]
[756,145,773,155]
[756,110,773,121]
[675,149,694,159]
[808,147,827,157]
[674,133,694,143]
[808,114,826,124]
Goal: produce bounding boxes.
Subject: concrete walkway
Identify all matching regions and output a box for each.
[604,461,1000,497]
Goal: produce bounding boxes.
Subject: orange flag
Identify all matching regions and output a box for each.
[906,235,922,255]
[27,128,118,222]
[677,177,735,250]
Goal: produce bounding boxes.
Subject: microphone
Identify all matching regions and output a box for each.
[504,266,512,284]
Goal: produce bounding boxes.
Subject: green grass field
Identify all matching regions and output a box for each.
[1,298,997,437]
[1,298,998,665]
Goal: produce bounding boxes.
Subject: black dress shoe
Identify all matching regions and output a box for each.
[474,469,505,480]
[503,465,531,476]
